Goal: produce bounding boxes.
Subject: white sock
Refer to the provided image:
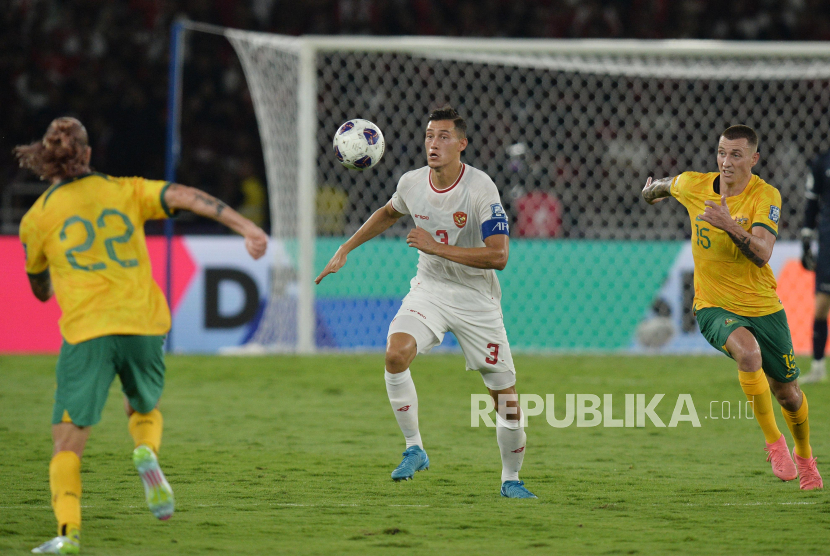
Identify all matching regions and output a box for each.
[385,369,422,449]
[496,413,526,483]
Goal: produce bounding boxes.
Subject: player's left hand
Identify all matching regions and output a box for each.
[700,195,735,231]
[406,227,441,255]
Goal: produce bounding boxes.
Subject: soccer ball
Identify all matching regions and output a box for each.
[332,119,385,171]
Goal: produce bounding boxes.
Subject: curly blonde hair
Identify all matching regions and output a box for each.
[13,117,90,181]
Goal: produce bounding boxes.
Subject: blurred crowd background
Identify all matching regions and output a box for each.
[3,0,829,235]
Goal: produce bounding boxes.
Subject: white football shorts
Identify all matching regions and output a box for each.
[387,288,516,390]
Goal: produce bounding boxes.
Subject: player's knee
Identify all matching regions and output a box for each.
[385,347,410,373]
[773,387,801,411]
[734,349,762,373]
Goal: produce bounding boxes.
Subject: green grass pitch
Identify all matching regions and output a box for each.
[1,353,829,555]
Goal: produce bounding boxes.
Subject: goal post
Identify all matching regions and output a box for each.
[168,23,830,353]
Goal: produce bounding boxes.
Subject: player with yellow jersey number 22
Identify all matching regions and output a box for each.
[16,117,268,554]
[643,124,822,491]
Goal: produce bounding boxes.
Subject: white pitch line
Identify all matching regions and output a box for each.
[270,503,430,508]
[0,502,433,509]
[722,501,817,506]
[185,503,431,508]
[1,501,809,509]
[671,501,818,507]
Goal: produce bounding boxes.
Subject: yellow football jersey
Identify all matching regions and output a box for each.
[19,172,175,344]
[671,171,782,317]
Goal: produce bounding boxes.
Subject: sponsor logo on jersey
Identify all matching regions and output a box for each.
[769,205,780,224]
[397,405,411,412]
[490,203,505,218]
[414,214,429,220]
[453,211,467,228]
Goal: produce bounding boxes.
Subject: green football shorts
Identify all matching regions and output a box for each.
[52,335,166,427]
[695,307,799,383]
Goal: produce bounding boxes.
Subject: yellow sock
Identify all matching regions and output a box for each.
[738,369,782,444]
[781,392,811,459]
[129,409,163,454]
[50,451,81,537]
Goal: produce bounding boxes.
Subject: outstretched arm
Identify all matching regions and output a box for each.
[315,201,404,284]
[405,230,509,270]
[699,195,775,268]
[164,183,268,259]
[642,176,675,205]
[27,268,53,302]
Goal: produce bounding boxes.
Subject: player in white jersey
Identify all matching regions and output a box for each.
[316,106,536,498]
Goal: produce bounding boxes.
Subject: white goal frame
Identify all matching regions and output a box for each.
[169,22,830,354]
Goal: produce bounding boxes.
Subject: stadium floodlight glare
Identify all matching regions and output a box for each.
[167,21,830,354]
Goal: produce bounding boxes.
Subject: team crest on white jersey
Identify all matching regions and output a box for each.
[454,211,468,228]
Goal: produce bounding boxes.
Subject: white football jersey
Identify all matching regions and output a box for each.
[390,163,510,311]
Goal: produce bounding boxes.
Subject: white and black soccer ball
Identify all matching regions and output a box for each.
[332,119,385,171]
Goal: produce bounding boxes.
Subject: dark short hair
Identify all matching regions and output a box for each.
[721,125,759,152]
[428,105,467,139]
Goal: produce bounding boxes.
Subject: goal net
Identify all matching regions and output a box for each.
[186,26,830,353]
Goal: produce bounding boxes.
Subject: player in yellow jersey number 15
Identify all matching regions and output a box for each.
[642,124,822,491]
